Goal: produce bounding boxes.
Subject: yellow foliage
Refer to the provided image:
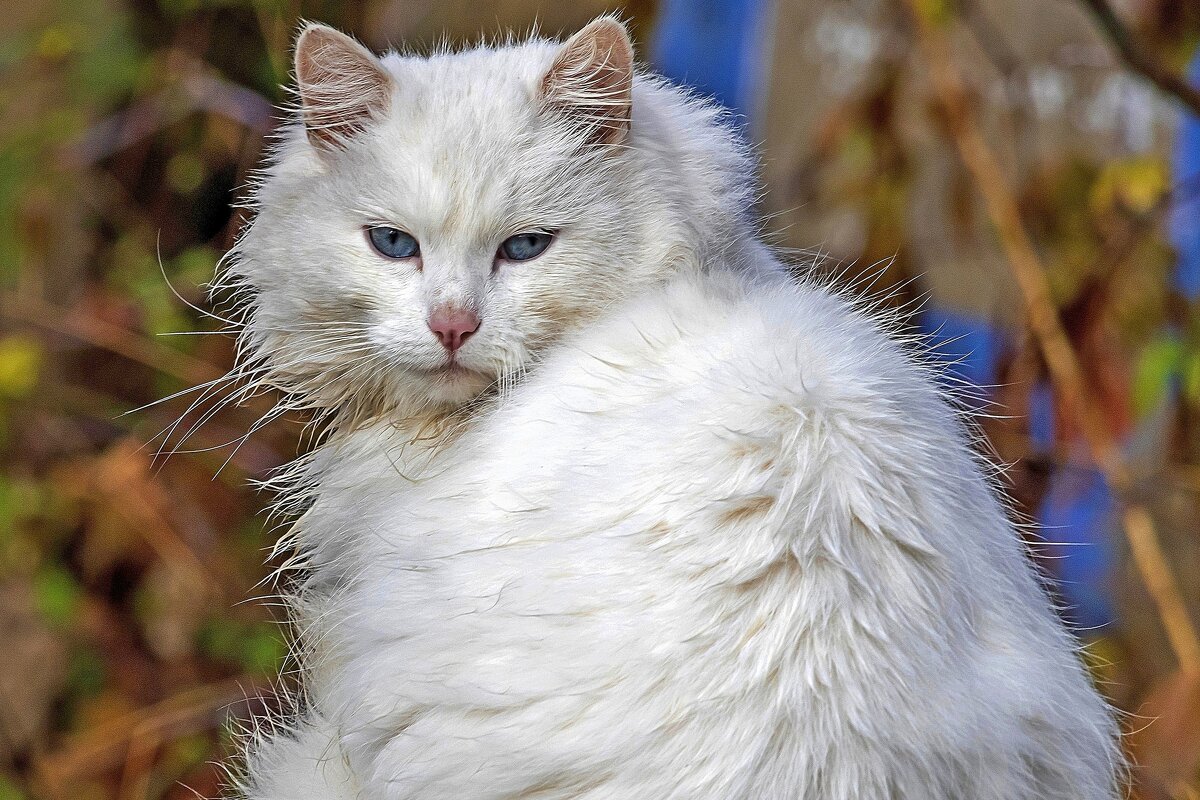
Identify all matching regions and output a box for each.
[0,335,42,399]
[1090,156,1168,215]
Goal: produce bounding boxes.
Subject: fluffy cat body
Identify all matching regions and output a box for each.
[222,20,1120,799]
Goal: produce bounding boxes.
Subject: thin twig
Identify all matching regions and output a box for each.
[0,291,225,386]
[955,0,1024,88]
[1078,0,1200,118]
[91,438,222,596]
[64,55,274,168]
[33,678,269,798]
[1093,171,1200,291]
[901,1,1200,674]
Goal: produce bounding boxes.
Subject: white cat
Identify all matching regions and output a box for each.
[220,18,1120,799]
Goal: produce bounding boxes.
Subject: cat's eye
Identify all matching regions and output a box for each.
[366,226,420,260]
[498,231,554,262]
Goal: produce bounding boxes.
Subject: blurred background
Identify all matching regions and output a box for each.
[1,0,1199,797]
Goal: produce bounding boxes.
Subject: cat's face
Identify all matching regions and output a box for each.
[233,19,658,420]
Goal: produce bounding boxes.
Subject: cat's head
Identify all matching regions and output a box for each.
[224,18,753,424]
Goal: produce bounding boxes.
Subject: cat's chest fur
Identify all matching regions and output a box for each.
[263,273,1117,800]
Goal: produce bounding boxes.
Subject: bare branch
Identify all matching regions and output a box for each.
[1079,0,1200,118]
[901,0,1200,674]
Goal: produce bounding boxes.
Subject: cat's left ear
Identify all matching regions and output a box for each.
[540,17,634,147]
[294,23,393,151]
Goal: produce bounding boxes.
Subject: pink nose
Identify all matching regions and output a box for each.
[427,306,481,353]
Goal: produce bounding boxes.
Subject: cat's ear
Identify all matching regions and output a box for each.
[294,23,393,150]
[540,17,634,147]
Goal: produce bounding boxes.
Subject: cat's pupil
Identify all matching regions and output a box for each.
[500,232,553,261]
[367,226,420,259]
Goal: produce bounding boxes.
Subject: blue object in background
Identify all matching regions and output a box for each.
[651,0,772,124]
[915,311,1116,631]
[1028,382,1056,452]
[647,5,1200,636]
[1170,50,1200,300]
[916,306,1115,630]
[918,307,1005,398]
[1038,467,1119,632]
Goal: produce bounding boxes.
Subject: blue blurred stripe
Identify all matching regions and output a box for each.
[918,307,1005,394]
[651,0,772,123]
[1171,50,1200,299]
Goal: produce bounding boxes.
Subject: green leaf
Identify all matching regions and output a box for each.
[172,245,219,286]
[34,565,82,628]
[0,335,43,399]
[1184,350,1200,408]
[166,152,207,195]
[1132,335,1183,418]
[198,616,241,662]
[0,774,28,800]
[1090,156,1168,215]
[66,647,107,699]
[912,0,952,26]
[66,6,144,107]
[241,622,286,676]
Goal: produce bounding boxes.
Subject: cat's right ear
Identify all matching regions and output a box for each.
[540,18,634,147]
[294,23,393,151]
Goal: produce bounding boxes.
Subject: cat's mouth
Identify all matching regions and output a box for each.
[414,361,491,382]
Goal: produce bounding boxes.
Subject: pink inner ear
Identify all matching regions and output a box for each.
[541,19,634,147]
[295,26,392,150]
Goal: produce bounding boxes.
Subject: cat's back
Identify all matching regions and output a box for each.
[294,269,1119,800]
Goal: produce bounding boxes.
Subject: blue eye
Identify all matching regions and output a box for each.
[498,231,553,262]
[366,226,419,259]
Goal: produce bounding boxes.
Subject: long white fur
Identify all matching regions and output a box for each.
[220,18,1120,800]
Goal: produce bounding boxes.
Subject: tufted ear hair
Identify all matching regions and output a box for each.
[294,23,393,150]
[540,17,634,147]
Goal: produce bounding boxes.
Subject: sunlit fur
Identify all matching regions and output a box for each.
[223,19,1121,800]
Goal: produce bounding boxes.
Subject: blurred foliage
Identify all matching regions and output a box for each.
[0,0,1199,798]
[0,0,307,797]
